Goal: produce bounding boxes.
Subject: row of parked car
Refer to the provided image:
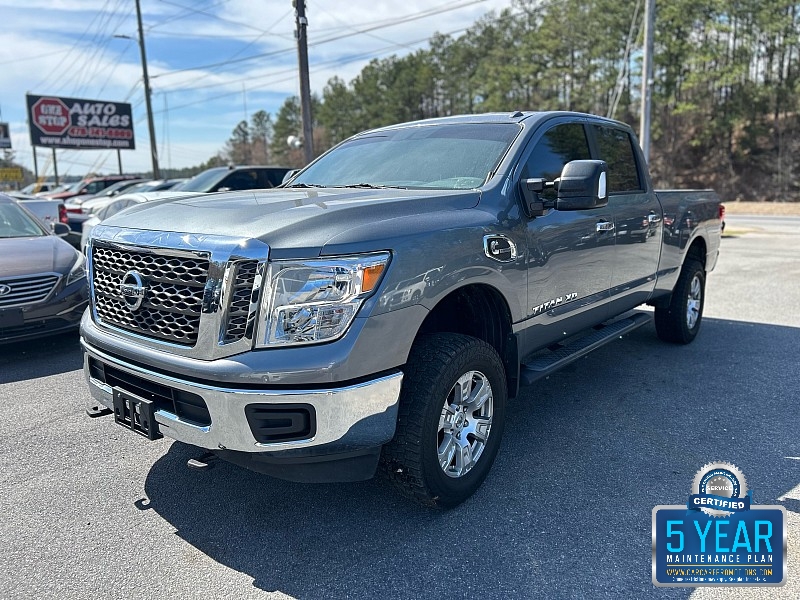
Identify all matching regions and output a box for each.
[0,165,292,344]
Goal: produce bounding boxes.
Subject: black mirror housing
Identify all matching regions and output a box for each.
[519,177,547,217]
[555,160,609,211]
[52,222,70,237]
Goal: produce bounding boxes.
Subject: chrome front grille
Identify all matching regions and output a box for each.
[91,245,209,345]
[223,261,259,343]
[87,226,269,359]
[0,274,59,307]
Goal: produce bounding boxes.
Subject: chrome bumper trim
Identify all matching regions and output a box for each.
[82,340,403,453]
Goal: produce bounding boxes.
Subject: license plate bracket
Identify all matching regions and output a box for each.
[112,388,162,440]
[0,308,24,329]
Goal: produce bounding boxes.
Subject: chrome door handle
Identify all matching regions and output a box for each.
[596,221,615,232]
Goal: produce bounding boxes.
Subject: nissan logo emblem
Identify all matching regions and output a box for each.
[0,284,11,297]
[119,271,146,311]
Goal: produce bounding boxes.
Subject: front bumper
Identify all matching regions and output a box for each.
[83,341,403,471]
[0,280,88,344]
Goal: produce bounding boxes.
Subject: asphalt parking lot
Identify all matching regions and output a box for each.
[1,214,798,599]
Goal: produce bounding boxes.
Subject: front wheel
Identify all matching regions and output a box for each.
[381,333,507,508]
[654,258,705,344]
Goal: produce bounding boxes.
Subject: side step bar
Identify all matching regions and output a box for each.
[520,312,652,386]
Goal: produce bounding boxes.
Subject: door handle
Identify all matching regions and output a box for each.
[596,221,615,232]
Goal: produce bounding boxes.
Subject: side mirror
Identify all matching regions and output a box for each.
[52,222,70,237]
[554,160,608,211]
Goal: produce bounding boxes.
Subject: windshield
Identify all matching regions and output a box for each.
[172,168,227,192]
[291,123,520,190]
[96,198,138,221]
[0,202,47,238]
[121,182,152,194]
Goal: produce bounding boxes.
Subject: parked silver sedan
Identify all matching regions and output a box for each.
[0,194,88,343]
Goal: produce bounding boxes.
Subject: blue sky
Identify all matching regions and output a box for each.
[0,0,512,179]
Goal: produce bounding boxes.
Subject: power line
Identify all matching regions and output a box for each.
[30,0,115,91]
[151,0,488,80]
[149,24,475,115]
[157,0,283,35]
[148,30,292,40]
[70,0,130,96]
[149,0,232,31]
[314,5,417,52]
[0,43,97,67]
[216,8,293,64]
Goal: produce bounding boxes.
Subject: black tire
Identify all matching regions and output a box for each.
[654,258,705,344]
[381,333,507,508]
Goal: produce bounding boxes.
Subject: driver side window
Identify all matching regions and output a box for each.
[523,123,590,200]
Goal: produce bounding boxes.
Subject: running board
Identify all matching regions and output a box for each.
[520,312,652,386]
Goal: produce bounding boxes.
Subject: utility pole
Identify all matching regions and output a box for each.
[294,0,314,164]
[639,0,655,163]
[135,0,160,178]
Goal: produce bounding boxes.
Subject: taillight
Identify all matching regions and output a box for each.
[59,203,68,223]
[719,204,726,220]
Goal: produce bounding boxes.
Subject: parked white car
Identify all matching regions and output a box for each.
[80,191,197,252]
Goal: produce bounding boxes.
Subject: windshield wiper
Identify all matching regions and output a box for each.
[332,183,408,189]
[285,182,326,188]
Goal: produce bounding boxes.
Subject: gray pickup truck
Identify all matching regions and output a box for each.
[81,112,721,507]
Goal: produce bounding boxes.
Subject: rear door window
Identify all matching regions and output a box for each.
[84,181,105,195]
[261,169,287,188]
[218,170,260,191]
[591,125,642,193]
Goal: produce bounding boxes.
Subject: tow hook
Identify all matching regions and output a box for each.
[187,451,217,471]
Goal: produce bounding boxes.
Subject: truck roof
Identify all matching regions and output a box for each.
[364,110,631,132]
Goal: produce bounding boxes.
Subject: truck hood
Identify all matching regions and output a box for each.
[101,188,480,254]
[0,235,79,277]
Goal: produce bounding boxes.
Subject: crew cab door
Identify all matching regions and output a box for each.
[589,124,661,310]
[519,121,615,350]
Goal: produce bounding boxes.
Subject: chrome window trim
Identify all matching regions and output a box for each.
[88,225,269,360]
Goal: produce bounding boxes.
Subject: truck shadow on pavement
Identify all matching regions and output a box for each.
[142,317,799,599]
[0,331,82,384]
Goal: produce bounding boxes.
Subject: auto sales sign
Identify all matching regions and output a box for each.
[26,94,135,150]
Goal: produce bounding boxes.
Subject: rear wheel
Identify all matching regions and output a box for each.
[654,258,705,344]
[381,333,507,508]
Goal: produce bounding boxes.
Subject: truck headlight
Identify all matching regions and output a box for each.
[256,252,390,347]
